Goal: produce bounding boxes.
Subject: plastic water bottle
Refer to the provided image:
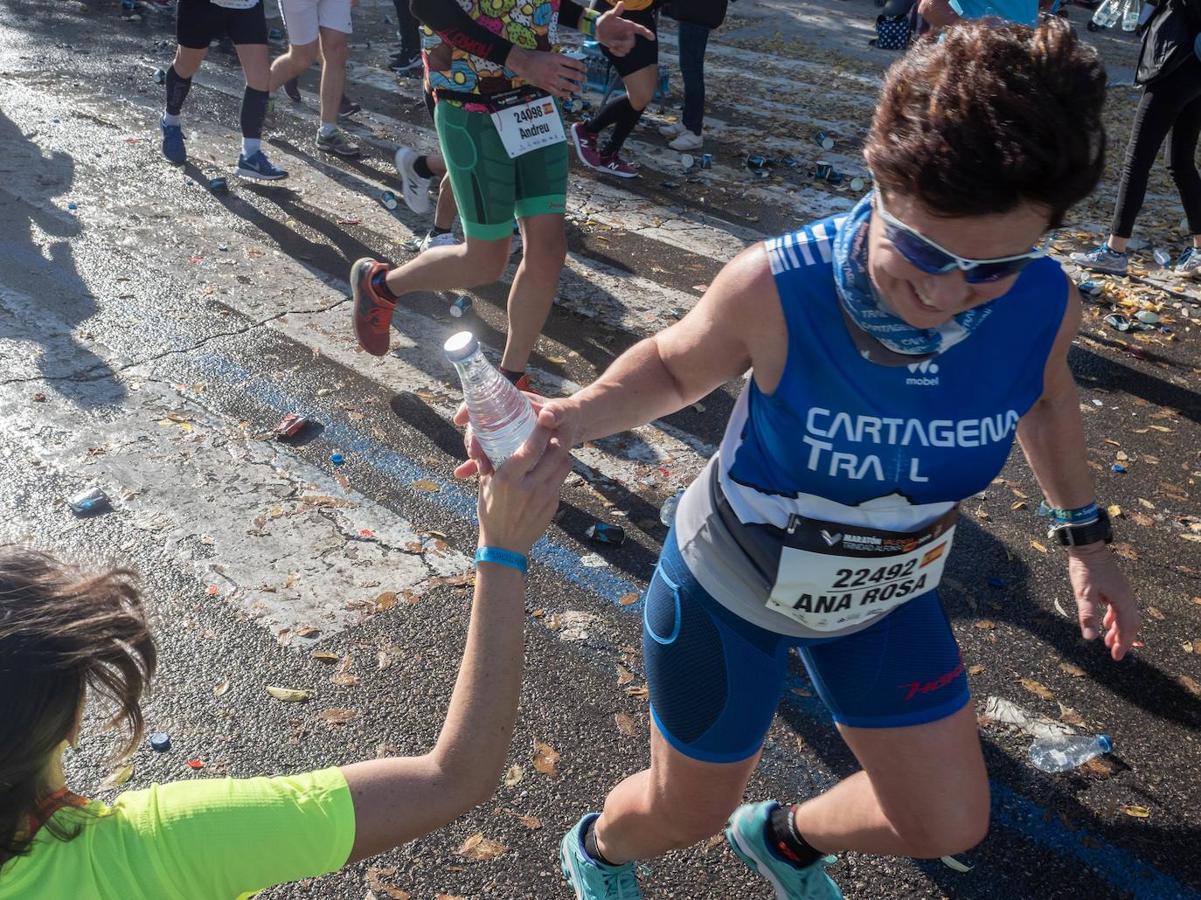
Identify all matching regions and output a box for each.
[1121,0,1140,31]
[1091,0,1118,27]
[1028,733,1113,773]
[444,332,536,469]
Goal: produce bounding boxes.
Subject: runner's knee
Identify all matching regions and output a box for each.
[320,36,348,66]
[463,240,511,283]
[889,784,990,857]
[628,784,738,849]
[520,230,566,275]
[292,41,320,68]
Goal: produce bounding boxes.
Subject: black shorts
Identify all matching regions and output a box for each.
[599,4,658,78]
[177,0,268,49]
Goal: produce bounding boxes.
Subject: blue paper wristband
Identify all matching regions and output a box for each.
[474,546,529,574]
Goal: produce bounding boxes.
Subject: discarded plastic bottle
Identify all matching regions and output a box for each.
[1029,733,1112,773]
[1153,247,1171,268]
[69,486,110,515]
[449,295,472,318]
[1121,0,1139,31]
[444,331,535,468]
[660,488,686,526]
[1092,0,1121,28]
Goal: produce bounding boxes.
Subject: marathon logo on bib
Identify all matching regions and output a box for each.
[765,509,956,632]
[490,94,566,159]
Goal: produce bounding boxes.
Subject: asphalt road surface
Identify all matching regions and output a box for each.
[1,0,1199,897]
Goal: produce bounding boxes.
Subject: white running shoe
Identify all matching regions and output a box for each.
[419,229,459,253]
[658,121,686,138]
[394,146,432,215]
[668,130,704,152]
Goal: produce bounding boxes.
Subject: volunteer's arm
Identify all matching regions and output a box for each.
[341,427,572,861]
[1016,283,1140,661]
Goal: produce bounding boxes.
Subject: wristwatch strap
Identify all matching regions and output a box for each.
[1048,508,1113,547]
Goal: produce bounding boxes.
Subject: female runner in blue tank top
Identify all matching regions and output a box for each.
[457,20,1141,900]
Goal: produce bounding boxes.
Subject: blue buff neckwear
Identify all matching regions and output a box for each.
[832,192,995,356]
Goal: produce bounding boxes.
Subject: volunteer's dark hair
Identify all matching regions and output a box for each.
[0,548,155,861]
[865,17,1107,229]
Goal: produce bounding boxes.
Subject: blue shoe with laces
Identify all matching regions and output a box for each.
[560,813,642,899]
[1175,246,1201,278]
[1069,242,1128,275]
[235,149,288,181]
[725,801,843,899]
[160,118,186,165]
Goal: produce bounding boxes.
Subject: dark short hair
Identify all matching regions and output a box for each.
[0,548,156,861]
[865,18,1106,229]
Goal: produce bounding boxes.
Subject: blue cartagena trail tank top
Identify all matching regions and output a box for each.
[673,213,1069,638]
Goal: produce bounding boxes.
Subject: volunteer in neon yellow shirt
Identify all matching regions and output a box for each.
[0,425,571,900]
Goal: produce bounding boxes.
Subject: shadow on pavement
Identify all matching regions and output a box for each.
[0,109,125,408]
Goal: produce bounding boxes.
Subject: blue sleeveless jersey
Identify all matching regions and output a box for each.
[722,215,1068,517]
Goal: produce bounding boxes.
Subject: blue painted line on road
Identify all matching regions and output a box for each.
[195,354,645,602]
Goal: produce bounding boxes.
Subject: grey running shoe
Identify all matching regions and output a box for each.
[419,229,459,253]
[316,127,361,158]
[1175,247,1201,278]
[1070,243,1128,275]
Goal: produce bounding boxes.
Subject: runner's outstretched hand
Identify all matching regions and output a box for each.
[596,1,656,57]
[453,393,556,479]
[1067,543,1141,661]
[476,425,573,555]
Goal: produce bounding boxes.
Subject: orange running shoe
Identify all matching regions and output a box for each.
[350,257,396,356]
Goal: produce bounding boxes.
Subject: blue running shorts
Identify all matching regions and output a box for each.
[643,528,971,763]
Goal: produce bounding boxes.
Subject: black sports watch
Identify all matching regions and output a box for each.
[1048,508,1114,548]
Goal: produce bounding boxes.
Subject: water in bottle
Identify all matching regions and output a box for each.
[444,331,536,469]
[1091,0,1118,27]
[1122,0,1140,31]
[1028,733,1112,773]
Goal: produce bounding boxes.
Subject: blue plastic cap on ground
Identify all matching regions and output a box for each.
[1111,463,1127,473]
[149,732,171,752]
[1098,734,1113,753]
[330,452,345,465]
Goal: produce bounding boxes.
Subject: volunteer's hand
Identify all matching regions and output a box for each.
[453,395,583,480]
[505,47,585,99]
[476,426,573,555]
[596,2,656,57]
[1067,543,1140,661]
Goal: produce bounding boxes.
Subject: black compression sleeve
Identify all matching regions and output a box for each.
[409,0,514,66]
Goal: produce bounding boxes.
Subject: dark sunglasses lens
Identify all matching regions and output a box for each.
[885,222,954,273]
[964,257,1034,284]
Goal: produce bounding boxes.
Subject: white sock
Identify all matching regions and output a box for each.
[241,137,261,158]
[318,122,337,138]
[162,113,181,127]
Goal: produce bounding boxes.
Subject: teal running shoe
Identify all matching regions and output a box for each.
[560,813,642,900]
[725,801,843,900]
[1069,243,1128,275]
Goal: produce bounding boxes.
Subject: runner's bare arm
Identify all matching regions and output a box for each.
[1016,281,1140,660]
[538,243,787,449]
[340,428,572,862]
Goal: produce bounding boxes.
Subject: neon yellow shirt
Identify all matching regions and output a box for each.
[0,767,355,900]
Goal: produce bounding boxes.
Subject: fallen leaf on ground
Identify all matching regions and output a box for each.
[616,664,635,685]
[1019,678,1055,702]
[1146,606,1166,621]
[411,480,441,492]
[311,650,340,663]
[533,740,560,777]
[1030,540,1048,553]
[791,686,814,697]
[375,591,398,611]
[1121,805,1151,818]
[614,712,637,736]
[975,620,997,630]
[1179,675,1201,698]
[295,626,320,638]
[266,686,313,703]
[458,832,508,860]
[365,866,410,899]
[968,664,986,676]
[503,765,524,787]
[330,672,360,687]
[515,813,543,830]
[619,592,640,606]
[318,708,357,726]
[625,686,650,700]
[100,765,133,790]
[1059,662,1086,678]
[1057,703,1086,728]
[213,679,230,697]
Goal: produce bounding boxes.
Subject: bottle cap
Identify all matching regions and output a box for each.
[149,732,171,752]
[1097,734,1113,753]
[444,331,479,362]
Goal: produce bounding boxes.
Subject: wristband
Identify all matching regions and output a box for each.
[579,8,600,37]
[1038,500,1099,525]
[475,546,529,574]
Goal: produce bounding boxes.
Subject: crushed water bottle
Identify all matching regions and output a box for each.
[660,488,686,526]
[1153,247,1172,268]
[1028,733,1112,773]
[445,331,536,468]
